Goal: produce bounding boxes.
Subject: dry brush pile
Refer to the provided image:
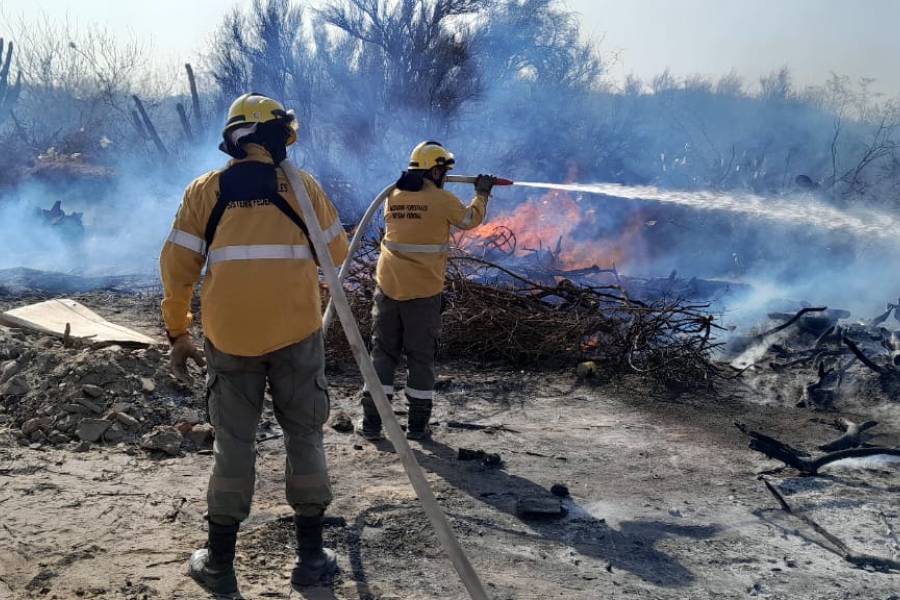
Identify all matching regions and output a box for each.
[324,238,725,390]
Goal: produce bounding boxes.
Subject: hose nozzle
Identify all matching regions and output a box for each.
[445,175,514,186]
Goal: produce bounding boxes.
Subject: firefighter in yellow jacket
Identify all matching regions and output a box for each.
[160,93,348,598]
[358,141,496,441]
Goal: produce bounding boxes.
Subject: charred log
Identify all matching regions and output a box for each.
[737,423,900,475]
[754,307,828,341]
[870,299,899,327]
[132,95,168,156]
[842,335,890,375]
[0,38,22,126]
[176,103,194,142]
[185,63,204,134]
[818,419,879,452]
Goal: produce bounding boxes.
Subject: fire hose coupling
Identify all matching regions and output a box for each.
[445,174,515,186]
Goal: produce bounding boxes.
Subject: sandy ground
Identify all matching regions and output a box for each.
[1,292,899,599]
[2,365,899,600]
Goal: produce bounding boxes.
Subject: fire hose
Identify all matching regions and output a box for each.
[283,162,509,600]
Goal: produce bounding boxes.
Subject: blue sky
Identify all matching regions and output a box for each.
[2,0,898,95]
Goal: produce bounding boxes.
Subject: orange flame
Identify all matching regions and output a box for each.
[461,186,648,271]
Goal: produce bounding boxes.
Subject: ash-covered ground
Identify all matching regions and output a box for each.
[1,281,899,600]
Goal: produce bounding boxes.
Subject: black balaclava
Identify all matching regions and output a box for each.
[395,170,426,191]
[427,168,447,189]
[248,119,292,165]
[395,167,445,191]
[220,119,292,164]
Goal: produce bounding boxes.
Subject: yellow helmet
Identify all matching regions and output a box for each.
[409,141,455,171]
[223,92,298,146]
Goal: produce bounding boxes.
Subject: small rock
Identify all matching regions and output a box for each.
[550,483,570,498]
[329,411,354,433]
[72,440,91,452]
[111,402,134,413]
[29,428,48,444]
[55,413,79,433]
[48,430,70,444]
[173,407,203,425]
[82,384,104,398]
[22,417,50,436]
[140,378,156,394]
[76,418,111,443]
[457,447,502,466]
[668,508,683,518]
[104,423,125,443]
[0,428,17,447]
[143,347,163,362]
[516,496,566,520]
[0,374,29,397]
[62,403,88,414]
[141,426,183,456]
[75,397,104,414]
[185,423,215,447]
[0,359,20,384]
[115,412,140,430]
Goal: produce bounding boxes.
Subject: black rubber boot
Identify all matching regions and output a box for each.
[291,515,338,588]
[188,520,242,599]
[406,397,433,441]
[356,391,387,441]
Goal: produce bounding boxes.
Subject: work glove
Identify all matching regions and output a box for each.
[475,174,498,196]
[169,333,205,383]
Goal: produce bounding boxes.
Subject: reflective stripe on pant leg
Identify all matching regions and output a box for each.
[267,332,333,514]
[204,340,267,524]
[401,293,442,395]
[370,287,403,389]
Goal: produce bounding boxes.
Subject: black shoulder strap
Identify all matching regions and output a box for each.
[264,191,319,265]
[205,162,319,265]
[204,194,229,252]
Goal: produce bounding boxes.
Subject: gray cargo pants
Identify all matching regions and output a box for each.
[370,287,442,401]
[204,331,332,525]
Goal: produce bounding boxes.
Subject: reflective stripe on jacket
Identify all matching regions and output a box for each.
[160,144,349,356]
[375,179,487,301]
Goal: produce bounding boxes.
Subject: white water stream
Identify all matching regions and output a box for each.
[515,181,900,242]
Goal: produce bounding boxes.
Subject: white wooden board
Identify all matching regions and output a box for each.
[0,299,158,346]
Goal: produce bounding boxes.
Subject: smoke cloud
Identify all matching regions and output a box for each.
[0,0,897,329]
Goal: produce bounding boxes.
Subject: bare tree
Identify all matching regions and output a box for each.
[9,16,171,153]
[759,67,792,102]
[473,0,601,89]
[320,0,487,126]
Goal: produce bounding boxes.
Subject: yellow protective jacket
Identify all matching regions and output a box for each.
[160,144,349,357]
[375,179,488,301]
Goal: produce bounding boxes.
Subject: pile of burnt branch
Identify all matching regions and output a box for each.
[732,301,900,408]
[324,237,726,390]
